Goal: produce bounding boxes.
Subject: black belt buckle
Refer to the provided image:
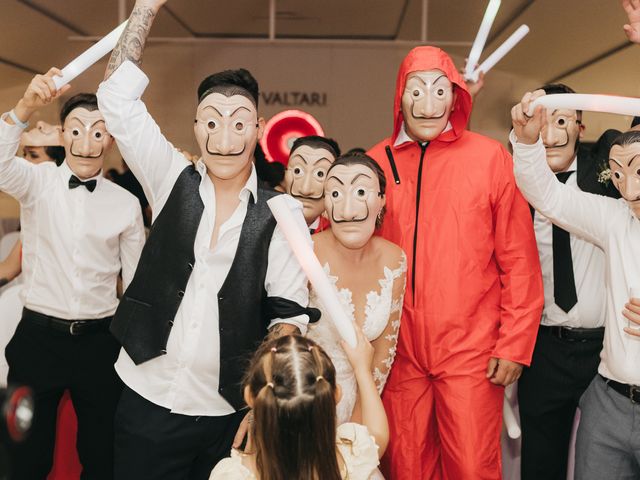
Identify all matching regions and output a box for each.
[69,321,86,335]
[631,385,640,404]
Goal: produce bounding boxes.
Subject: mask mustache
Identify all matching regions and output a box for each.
[411,110,445,121]
[70,144,103,159]
[205,136,246,157]
[330,203,369,224]
[291,192,324,201]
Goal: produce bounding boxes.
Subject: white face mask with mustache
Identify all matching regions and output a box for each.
[62,108,113,179]
[194,92,264,180]
[401,69,455,143]
[609,142,640,218]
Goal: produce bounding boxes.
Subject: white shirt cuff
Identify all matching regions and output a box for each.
[268,315,309,336]
[99,60,150,100]
[0,112,27,142]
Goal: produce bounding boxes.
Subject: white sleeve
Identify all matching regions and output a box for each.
[265,194,311,335]
[510,130,619,248]
[0,113,45,204]
[96,61,188,211]
[119,201,146,291]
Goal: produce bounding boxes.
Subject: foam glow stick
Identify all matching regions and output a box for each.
[465,0,501,79]
[53,21,128,90]
[267,196,357,347]
[527,93,640,117]
[469,25,529,82]
[503,385,521,439]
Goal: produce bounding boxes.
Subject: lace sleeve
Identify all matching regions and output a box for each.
[371,252,407,393]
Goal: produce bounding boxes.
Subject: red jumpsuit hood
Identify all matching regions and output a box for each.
[392,46,472,144]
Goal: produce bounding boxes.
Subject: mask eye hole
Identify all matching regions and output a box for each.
[292,166,304,177]
[436,88,445,96]
[614,171,622,180]
[330,190,341,199]
[207,120,216,130]
[636,168,640,176]
[71,128,80,137]
[412,89,423,98]
[556,117,567,127]
[313,169,326,180]
[354,188,367,198]
[93,131,103,140]
[234,121,244,131]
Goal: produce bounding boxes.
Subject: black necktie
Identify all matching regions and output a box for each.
[69,175,97,193]
[553,171,578,313]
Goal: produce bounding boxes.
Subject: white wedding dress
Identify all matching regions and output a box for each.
[307,253,407,425]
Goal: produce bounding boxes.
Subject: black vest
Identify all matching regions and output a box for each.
[112,165,282,410]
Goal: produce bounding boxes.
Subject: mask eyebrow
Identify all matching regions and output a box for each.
[229,106,253,117]
[351,173,372,184]
[327,175,344,185]
[200,105,224,117]
[610,157,624,168]
[431,74,448,85]
[628,154,640,167]
[290,154,308,165]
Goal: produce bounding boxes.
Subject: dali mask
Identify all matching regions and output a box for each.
[401,69,455,142]
[285,145,336,225]
[194,92,264,180]
[542,108,583,172]
[61,108,113,179]
[609,142,640,218]
[324,163,385,249]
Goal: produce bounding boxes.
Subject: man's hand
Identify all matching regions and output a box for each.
[486,357,523,386]
[623,297,640,336]
[232,410,253,451]
[511,89,547,145]
[461,59,485,100]
[623,0,640,44]
[266,322,300,341]
[12,68,70,124]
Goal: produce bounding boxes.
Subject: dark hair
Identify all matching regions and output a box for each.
[290,136,341,159]
[254,143,285,189]
[612,130,640,149]
[245,335,341,480]
[539,83,582,121]
[197,68,259,107]
[631,117,640,129]
[345,147,366,155]
[59,93,99,124]
[326,152,387,228]
[45,146,65,166]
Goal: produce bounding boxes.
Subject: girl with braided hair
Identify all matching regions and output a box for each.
[209,330,388,479]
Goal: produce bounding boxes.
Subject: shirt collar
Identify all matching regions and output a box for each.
[196,159,258,203]
[59,160,103,188]
[394,121,453,148]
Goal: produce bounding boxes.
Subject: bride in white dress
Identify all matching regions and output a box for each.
[307,153,406,426]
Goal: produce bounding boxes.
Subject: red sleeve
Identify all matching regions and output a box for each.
[491,147,544,366]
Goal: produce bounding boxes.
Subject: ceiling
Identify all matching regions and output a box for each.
[1,0,638,94]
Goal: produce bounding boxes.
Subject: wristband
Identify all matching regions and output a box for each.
[8,110,29,130]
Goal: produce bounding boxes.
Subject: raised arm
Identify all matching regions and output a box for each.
[0,69,68,203]
[623,0,640,44]
[97,0,187,210]
[510,90,619,247]
[104,0,166,79]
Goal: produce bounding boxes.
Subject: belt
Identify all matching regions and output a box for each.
[541,325,604,342]
[22,308,112,336]
[600,375,640,404]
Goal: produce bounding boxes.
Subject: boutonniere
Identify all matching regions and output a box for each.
[597,163,612,185]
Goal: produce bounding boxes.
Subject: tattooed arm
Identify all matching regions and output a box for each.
[266,323,301,341]
[104,0,166,80]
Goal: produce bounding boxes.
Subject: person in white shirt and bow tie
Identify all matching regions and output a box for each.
[0,69,145,479]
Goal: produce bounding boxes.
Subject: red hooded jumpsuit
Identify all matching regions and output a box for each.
[368,47,543,479]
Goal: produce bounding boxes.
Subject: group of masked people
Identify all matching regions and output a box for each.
[2,0,640,479]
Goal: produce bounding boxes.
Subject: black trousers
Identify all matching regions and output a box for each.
[4,310,122,480]
[114,386,245,480]
[518,325,603,480]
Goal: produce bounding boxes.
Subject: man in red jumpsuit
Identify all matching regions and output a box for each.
[368,46,544,479]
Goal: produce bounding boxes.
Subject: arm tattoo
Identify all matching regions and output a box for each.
[105,5,157,79]
[266,323,300,342]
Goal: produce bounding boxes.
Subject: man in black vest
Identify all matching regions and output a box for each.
[97,1,314,478]
[517,83,620,480]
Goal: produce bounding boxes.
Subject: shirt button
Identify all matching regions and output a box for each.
[177,290,185,298]
[187,263,194,270]
[218,295,224,301]
[167,320,174,327]
[160,349,167,355]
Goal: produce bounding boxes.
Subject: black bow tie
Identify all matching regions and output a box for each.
[69,175,97,193]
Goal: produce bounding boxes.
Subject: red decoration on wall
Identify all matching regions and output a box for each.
[260,110,324,167]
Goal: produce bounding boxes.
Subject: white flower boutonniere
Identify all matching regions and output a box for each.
[598,167,612,185]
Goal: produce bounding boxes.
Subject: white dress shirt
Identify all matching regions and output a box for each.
[0,115,145,320]
[512,132,640,385]
[533,157,606,328]
[97,61,311,416]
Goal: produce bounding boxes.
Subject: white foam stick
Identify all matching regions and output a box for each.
[469,25,529,82]
[465,0,501,79]
[267,196,357,347]
[503,389,521,439]
[527,93,640,117]
[53,20,128,90]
